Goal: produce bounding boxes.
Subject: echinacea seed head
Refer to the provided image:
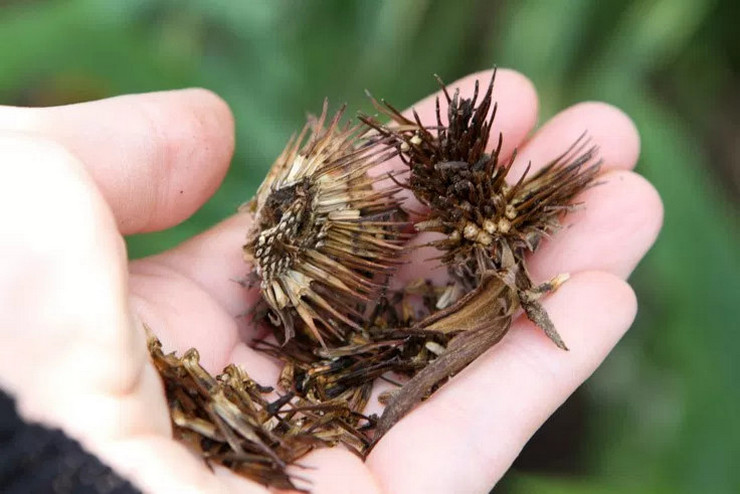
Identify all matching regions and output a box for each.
[244,102,406,345]
[360,71,601,285]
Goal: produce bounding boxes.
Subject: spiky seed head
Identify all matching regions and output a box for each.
[360,71,601,349]
[361,71,601,286]
[244,101,406,347]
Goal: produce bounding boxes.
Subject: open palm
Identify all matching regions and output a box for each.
[0,69,662,494]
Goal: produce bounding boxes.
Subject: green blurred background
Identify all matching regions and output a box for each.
[2,1,737,492]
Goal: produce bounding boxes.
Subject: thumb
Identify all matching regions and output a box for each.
[0,132,168,444]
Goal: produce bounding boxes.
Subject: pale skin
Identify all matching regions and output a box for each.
[0,69,662,493]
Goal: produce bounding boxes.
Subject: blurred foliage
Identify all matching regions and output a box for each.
[1,0,738,492]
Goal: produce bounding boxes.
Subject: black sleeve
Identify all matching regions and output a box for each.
[0,388,142,494]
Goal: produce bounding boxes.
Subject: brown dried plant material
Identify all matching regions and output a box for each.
[148,72,605,490]
[361,70,601,349]
[147,330,372,491]
[372,271,518,440]
[147,334,296,489]
[371,249,576,440]
[243,101,407,347]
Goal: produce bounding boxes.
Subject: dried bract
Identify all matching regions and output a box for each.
[147,330,381,491]
[373,272,517,440]
[147,333,302,490]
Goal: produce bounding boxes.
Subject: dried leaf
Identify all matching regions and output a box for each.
[372,271,517,443]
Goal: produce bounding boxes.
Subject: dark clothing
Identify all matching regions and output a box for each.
[0,389,141,494]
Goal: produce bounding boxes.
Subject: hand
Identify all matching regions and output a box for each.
[0,69,662,494]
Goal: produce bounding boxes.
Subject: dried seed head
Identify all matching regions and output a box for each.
[361,71,601,348]
[362,71,601,283]
[244,101,406,347]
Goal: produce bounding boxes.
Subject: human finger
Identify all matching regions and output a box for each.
[527,170,663,282]
[509,101,640,182]
[0,133,148,427]
[284,448,383,494]
[0,89,234,234]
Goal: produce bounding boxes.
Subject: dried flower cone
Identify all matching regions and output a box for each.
[361,71,602,348]
[244,101,407,347]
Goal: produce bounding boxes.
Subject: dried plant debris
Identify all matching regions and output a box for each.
[147,73,602,490]
[148,334,300,490]
[372,272,518,440]
[148,331,377,491]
